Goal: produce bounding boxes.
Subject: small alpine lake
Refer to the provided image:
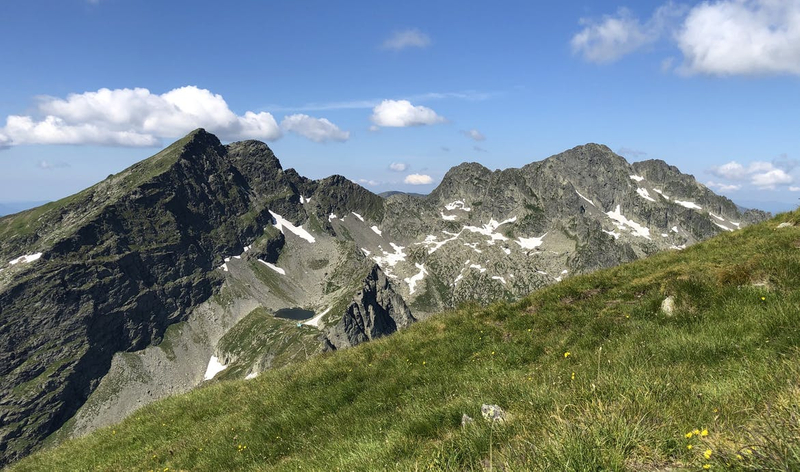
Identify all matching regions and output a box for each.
[273,307,315,321]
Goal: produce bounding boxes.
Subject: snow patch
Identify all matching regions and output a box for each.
[351,212,364,222]
[204,356,227,380]
[671,226,679,233]
[536,270,548,275]
[219,263,229,272]
[372,243,407,277]
[629,175,644,182]
[464,242,483,253]
[441,212,457,221]
[602,229,620,239]
[404,263,428,295]
[730,221,740,228]
[245,372,258,380]
[712,221,734,232]
[491,275,507,284]
[670,244,686,250]
[258,259,285,275]
[270,211,316,243]
[675,200,702,210]
[502,247,511,255]
[463,217,517,245]
[328,213,337,222]
[9,253,43,265]
[709,212,725,221]
[445,200,471,212]
[417,232,461,254]
[303,306,332,328]
[575,191,595,206]
[361,248,371,256]
[515,233,546,250]
[469,264,487,273]
[370,225,382,236]
[606,205,651,239]
[653,188,670,200]
[636,188,656,202]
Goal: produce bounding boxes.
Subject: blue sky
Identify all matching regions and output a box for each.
[1,0,799,211]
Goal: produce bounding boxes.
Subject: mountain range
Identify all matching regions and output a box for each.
[0,129,769,466]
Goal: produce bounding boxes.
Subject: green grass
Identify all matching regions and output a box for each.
[215,308,321,378]
[12,211,800,471]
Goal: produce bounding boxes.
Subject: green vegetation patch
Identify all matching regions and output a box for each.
[215,307,321,379]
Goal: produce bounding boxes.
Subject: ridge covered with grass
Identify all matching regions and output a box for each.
[12,211,800,471]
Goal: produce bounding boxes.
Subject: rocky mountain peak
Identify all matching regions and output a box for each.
[225,139,282,171]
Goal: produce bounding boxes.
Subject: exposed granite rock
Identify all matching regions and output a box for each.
[322,265,415,350]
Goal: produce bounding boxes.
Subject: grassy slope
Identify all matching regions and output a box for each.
[11,211,800,471]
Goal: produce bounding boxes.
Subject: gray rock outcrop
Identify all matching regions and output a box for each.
[322,265,415,350]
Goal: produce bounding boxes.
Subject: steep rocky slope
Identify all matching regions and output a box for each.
[0,131,766,466]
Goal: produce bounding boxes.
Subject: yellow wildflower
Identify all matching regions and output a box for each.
[686,432,693,439]
[687,444,693,450]
[704,449,712,459]
[571,372,575,380]
[693,429,701,435]
[701,428,708,437]
[564,352,571,358]
[703,465,711,470]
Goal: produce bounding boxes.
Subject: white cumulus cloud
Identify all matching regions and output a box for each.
[677,0,800,76]
[461,129,486,141]
[709,160,775,180]
[751,169,793,189]
[381,28,431,50]
[571,4,685,63]
[370,100,446,128]
[573,1,800,77]
[0,86,283,148]
[389,162,408,172]
[281,114,349,143]
[404,173,434,185]
[789,186,800,192]
[709,159,795,190]
[706,180,742,192]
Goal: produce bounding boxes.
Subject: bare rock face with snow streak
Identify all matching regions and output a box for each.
[322,264,414,351]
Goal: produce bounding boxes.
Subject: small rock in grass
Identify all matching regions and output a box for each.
[481,404,506,423]
[661,296,675,316]
[777,222,793,229]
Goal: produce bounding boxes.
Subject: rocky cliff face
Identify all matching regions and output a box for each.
[0,130,389,466]
[0,133,768,467]
[322,265,415,351]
